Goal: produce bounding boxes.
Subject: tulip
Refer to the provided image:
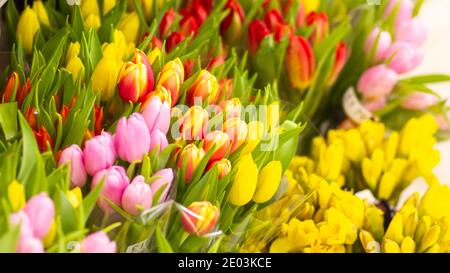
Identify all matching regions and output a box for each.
[159,8,176,38]
[204,131,231,162]
[401,92,438,110]
[299,0,319,15]
[219,98,241,120]
[141,96,170,134]
[386,42,423,74]
[24,193,55,239]
[118,12,140,43]
[32,1,50,27]
[114,113,151,162]
[306,12,329,46]
[181,201,220,236]
[43,220,56,248]
[179,106,209,141]
[1,72,20,103]
[121,175,153,216]
[65,42,81,65]
[384,0,413,29]
[150,129,169,153]
[84,13,101,31]
[207,158,232,179]
[363,97,387,112]
[395,18,427,47]
[253,161,282,203]
[220,0,245,45]
[24,107,38,131]
[365,28,392,63]
[166,32,185,52]
[177,144,205,183]
[16,7,40,54]
[113,29,135,61]
[248,20,270,53]
[84,132,116,176]
[141,0,154,20]
[118,49,154,103]
[81,231,116,253]
[263,9,284,33]
[240,121,264,156]
[58,144,88,188]
[285,35,315,89]
[156,58,185,106]
[228,154,258,206]
[103,0,117,15]
[81,0,100,18]
[17,79,31,108]
[7,180,25,212]
[357,65,398,99]
[34,126,54,152]
[180,15,199,37]
[222,118,248,154]
[10,211,44,253]
[66,56,85,81]
[150,168,174,204]
[92,166,129,213]
[91,55,120,101]
[187,70,220,105]
[217,78,233,102]
[67,187,83,208]
[327,42,347,85]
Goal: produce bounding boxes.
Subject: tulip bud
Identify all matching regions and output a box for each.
[228,154,258,206]
[386,42,423,74]
[209,158,232,179]
[187,70,220,105]
[179,106,209,141]
[67,187,83,208]
[285,35,315,89]
[84,132,116,176]
[217,78,233,101]
[395,18,427,47]
[34,126,54,152]
[1,72,20,103]
[222,118,248,154]
[10,211,44,253]
[299,0,320,15]
[115,113,151,162]
[150,129,169,153]
[141,96,171,135]
[81,231,116,253]
[81,0,100,18]
[92,166,129,213]
[177,144,206,183]
[220,0,245,45]
[43,220,56,248]
[159,8,176,38]
[363,97,387,112]
[150,168,174,204]
[32,1,50,27]
[7,181,25,212]
[401,92,438,111]
[121,175,153,216]
[365,28,392,63]
[118,58,152,103]
[84,13,101,31]
[180,15,199,37]
[240,121,264,156]
[219,98,241,120]
[384,0,414,29]
[58,144,88,188]
[16,7,40,54]
[357,65,398,100]
[306,12,329,46]
[156,58,185,106]
[92,55,121,101]
[204,131,231,162]
[66,56,85,81]
[118,12,140,43]
[24,193,55,239]
[248,20,270,53]
[327,42,347,85]
[103,0,117,15]
[166,31,185,52]
[65,42,81,65]
[24,107,38,131]
[181,201,220,236]
[252,161,282,203]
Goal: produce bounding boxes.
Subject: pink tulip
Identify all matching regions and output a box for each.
[121,175,153,216]
[18,238,44,253]
[395,18,428,47]
[364,27,392,62]
[357,65,398,99]
[23,193,55,239]
[141,96,171,135]
[435,114,450,130]
[401,92,438,110]
[114,113,151,162]
[384,0,413,29]
[9,211,44,253]
[150,168,174,204]
[84,132,116,176]
[81,231,116,253]
[58,144,87,188]
[386,42,423,74]
[91,166,130,213]
[363,97,387,112]
[149,129,168,153]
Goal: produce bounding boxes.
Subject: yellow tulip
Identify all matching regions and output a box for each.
[228,154,258,206]
[7,180,25,212]
[67,187,83,208]
[300,0,320,14]
[253,161,282,203]
[113,29,135,60]
[43,219,56,248]
[147,47,161,65]
[66,56,85,81]
[16,7,40,54]
[118,12,140,44]
[32,1,50,27]
[92,55,120,101]
[65,42,81,65]
[84,13,101,31]
[81,0,100,18]
[103,0,117,15]
[141,0,154,20]
[240,121,264,156]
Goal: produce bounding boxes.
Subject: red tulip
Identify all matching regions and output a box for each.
[248,20,270,53]
[34,127,54,152]
[180,15,199,37]
[166,32,185,52]
[1,72,20,103]
[159,8,176,38]
[264,9,284,32]
[327,42,348,85]
[306,12,329,46]
[220,0,245,45]
[285,35,315,89]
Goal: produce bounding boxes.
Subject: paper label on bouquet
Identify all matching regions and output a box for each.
[126,239,150,253]
[342,87,373,124]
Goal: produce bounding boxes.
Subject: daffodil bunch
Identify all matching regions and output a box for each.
[360,182,450,253]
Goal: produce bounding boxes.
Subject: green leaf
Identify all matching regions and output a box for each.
[400,74,450,85]
[17,112,39,186]
[0,103,18,141]
[155,223,174,253]
[82,179,104,223]
[0,224,19,253]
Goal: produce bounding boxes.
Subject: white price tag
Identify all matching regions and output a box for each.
[342,87,375,124]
